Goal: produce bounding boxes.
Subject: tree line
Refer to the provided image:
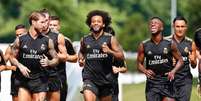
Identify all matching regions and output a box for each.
[0,0,200,51]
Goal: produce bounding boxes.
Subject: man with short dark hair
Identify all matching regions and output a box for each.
[39,9,68,101]
[137,17,183,101]
[50,15,78,101]
[167,16,196,101]
[5,24,27,101]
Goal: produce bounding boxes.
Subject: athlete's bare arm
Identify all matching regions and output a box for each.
[168,42,184,81]
[9,37,30,77]
[189,41,197,68]
[3,45,17,71]
[78,38,85,67]
[64,37,78,63]
[112,61,128,74]
[57,34,68,62]
[67,51,77,63]
[0,50,6,71]
[40,39,59,67]
[102,36,124,60]
[4,45,11,62]
[65,37,78,63]
[137,43,155,79]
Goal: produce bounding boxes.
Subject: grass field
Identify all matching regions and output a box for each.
[123,80,201,101]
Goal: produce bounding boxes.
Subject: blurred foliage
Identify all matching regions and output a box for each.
[0,0,201,51]
[126,59,137,73]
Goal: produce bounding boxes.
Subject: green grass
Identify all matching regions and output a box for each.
[123,83,146,101]
[123,80,201,101]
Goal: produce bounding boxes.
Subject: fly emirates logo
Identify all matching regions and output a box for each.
[86,49,108,59]
[23,49,44,59]
[148,55,168,65]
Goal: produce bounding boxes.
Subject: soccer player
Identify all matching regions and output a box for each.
[194,28,201,97]
[167,16,196,101]
[79,10,124,101]
[104,26,127,101]
[137,17,183,101]
[39,9,68,101]
[5,24,27,101]
[49,15,78,101]
[9,11,59,101]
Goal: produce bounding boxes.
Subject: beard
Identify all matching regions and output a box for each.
[90,25,103,33]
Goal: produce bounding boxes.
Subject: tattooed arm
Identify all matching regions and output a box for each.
[9,37,30,77]
[40,39,59,67]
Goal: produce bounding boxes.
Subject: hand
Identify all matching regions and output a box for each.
[145,69,155,79]
[78,58,85,67]
[0,65,6,71]
[40,54,49,67]
[165,71,175,81]
[102,42,111,53]
[112,66,120,74]
[188,52,194,63]
[18,64,31,78]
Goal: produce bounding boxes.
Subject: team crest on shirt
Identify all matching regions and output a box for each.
[102,42,107,45]
[148,51,152,55]
[41,44,46,50]
[184,47,189,53]
[163,48,168,54]
[86,44,90,48]
[23,44,28,49]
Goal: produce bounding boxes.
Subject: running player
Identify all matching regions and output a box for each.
[166,16,196,101]
[137,17,183,101]
[4,24,27,101]
[49,15,78,101]
[194,28,201,96]
[79,10,124,101]
[9,11,59,101]
[40,9,68,101]
[104,26,127,101]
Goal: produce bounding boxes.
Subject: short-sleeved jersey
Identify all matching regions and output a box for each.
[18,33,49,78]
[143,38,173,84]
[81,32,113,86]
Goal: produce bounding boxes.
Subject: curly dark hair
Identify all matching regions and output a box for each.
[85,10,112,28]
